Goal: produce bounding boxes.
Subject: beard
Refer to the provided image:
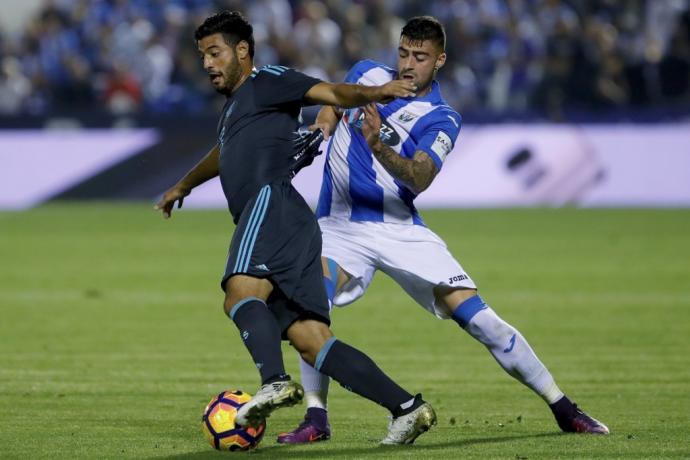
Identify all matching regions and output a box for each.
[216,59,243,96]
[413,72,435,94]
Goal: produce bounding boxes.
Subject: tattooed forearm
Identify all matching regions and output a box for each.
[370,142,438,194]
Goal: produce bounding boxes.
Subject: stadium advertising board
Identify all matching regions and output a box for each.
[1,124,688,209]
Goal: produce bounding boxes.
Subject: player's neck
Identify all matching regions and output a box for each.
[230,67,254,94]
[416,81,434,97]
[231,71,252,94]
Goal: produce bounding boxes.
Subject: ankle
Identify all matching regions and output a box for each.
[392,394,424,418]
[262,373,291,385]
[549,395,575,416]
[306,406,329,428]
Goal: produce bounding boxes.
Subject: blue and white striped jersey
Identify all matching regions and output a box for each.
[315,60,462,225]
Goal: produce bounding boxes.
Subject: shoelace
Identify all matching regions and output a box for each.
[265,381,286,393]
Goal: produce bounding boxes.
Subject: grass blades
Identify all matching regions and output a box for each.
[1,205,689,458]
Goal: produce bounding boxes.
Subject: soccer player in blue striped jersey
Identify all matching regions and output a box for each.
[278,15,609,444]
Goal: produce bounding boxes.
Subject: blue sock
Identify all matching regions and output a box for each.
[323,257,339,305]
[451,294,487,328]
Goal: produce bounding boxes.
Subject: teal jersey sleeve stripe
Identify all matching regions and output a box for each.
[259,65,289,76]
[262,67,283,76]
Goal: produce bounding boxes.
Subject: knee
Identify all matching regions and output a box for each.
[222,280,238,317]
[223,296,233,317]
[221,275,272,317]
[222,291,254,319]
[439,287,478,315]
[223,289,242,317]
[292,337,320,366]
[298,349,317,367]
[287,320,333,365]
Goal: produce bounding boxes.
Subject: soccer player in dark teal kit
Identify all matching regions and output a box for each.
[156,11,434,445]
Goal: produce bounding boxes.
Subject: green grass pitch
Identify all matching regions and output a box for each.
[1,204,689,459]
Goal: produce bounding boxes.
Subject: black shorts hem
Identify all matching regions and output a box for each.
[220,272,273,292]
[281,310,331,340]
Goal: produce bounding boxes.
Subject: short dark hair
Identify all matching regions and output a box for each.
[400,16,446,51]
[194,10,255,58]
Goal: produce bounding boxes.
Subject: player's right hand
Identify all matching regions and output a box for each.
[154,185,190,219]
[376,80,417,103]
[308,121,332,140]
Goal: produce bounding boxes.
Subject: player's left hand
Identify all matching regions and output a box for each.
[361,104,383,150]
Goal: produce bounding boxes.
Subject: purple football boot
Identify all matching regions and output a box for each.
[276,408,331,444]
[550,396,610,434]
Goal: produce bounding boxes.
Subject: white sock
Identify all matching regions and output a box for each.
[465,307,564,404]
[299,355,330,409]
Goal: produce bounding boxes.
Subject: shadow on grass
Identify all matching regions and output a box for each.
[152,432,563,459]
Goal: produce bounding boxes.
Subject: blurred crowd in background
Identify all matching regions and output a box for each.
[0,0,689,121]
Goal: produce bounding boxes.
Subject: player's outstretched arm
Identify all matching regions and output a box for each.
[304,80,416,108]
[155,144,220,219]
[361,104,438,194]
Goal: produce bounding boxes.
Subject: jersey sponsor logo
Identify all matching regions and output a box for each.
[446,114,459,128]
[379,121,400,146]
[253,263,270,272]
[398,110,416,123]
[431,131,452,162]
[448,274,468,284]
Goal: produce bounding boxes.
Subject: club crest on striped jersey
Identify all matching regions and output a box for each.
[398,110,416,123]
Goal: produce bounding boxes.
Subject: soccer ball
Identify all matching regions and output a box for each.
[201,390,266,451]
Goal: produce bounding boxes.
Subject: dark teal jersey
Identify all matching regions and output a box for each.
[216,65,321,222]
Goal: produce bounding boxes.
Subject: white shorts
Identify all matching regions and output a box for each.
[319,217,476,318]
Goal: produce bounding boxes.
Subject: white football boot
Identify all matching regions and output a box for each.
[236,380,304,428]
[380,402,437,445]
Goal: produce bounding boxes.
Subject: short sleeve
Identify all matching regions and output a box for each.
[414,110,462,170]
[253,65,322,107]
[343,59,395,83]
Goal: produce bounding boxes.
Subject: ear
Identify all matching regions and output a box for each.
[434,52,447,71]
[235,40,250,60]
